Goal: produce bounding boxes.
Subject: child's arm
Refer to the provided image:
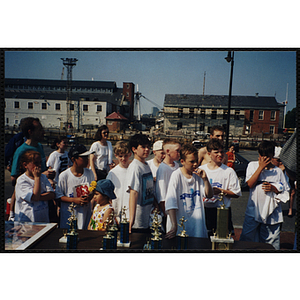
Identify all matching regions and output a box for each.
[31,166,42,202]
[129,189,138,233]
[60,195,90,206]
[247,156,271,189]
[195,169,213,198]
[89,153,97,181]
[39,191,56,201]
[165,209,177,239]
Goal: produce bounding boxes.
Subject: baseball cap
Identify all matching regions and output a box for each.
[153,140,163,151]
[95,179,116,199]
[68,144,95,159]
[274,146,282,159]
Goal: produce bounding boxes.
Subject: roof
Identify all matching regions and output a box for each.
[164,94,284,109]
[105,112,128,120]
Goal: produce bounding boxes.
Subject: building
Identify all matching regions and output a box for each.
[5,78,135,130]
[163,94,284,137]
[105,112,128,132]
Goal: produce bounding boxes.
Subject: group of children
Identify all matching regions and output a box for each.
[9,119,291,250]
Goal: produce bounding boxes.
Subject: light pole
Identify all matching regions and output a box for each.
[225,51,234,150]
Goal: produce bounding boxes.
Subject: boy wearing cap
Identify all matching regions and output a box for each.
[147,140,165,181]
[55,144,95,229]
[88,179,116,231]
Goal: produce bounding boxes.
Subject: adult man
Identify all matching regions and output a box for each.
[198,125,228,166]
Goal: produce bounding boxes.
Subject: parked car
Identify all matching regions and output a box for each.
[234,153,249,190]
[192,140,204,149]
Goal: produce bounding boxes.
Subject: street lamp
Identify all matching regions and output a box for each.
[224,51,234,150]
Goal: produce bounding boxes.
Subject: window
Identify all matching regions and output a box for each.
[200,109,205,119]
[70,104,74,111]
[15,119,19,125]
[14,101,20,109]
[42,103,47,110]
[270,125,275,134]
[55,103,61,110]
[250,110,254,122]
[97,105,102,112]
[258,110,264,120]
[6,118,9,124]
[83,105,88,111]
[28,102,33,109]
[211,110,217,119]
[178,108,183,118]
[126,92,129,97]
[177,122,183,130]
[199,123,205,131]
[271,110,276,121]
[234,110,240,120]
[189,108,194,119]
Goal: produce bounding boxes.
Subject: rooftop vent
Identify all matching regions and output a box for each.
[255,93,259,98]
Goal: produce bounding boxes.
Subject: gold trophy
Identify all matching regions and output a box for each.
[102,218,115,250]
[210,191,234,250]
[66,203,79,249]
[117,206,131,247]
[177,216,188,249]
[107,211,118,249]
[150,209,162,250]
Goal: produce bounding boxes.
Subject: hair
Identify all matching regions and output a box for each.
[129,133,151,153]
[210,125,224,136]
[180,143,198,161]
[21,117,41,139]
[50,136,68,150]
[19,150,41,173]
[114,141,130,156]
[94,125,109,141]
[258,140,275,157]
[206,139,224,152]
[162,138,181,150]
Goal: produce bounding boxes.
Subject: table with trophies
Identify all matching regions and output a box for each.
[28,201,274,251]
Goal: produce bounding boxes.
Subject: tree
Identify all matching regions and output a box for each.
[285,108,296,128]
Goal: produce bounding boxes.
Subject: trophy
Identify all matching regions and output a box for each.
[117,206,131,247]
[66,203,79,249]
[177,216,188,250]
[102,218,116,250]
[107,211,118,249]
[143,239,151,250]
[150,209,162,250]
[210,191,234,250]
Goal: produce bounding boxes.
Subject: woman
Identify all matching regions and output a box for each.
[226,144,235,169]
[89,125,114,180]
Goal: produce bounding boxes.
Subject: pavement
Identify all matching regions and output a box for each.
[4,145,297,250]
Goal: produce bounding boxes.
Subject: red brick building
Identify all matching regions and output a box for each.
[105,112,128,132]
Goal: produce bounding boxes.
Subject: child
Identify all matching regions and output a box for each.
[88,179,116,230]
[147,140,165,181]
[226,144,236,169]
[165,144,213,238]
[106,141,132,224]
[126,134,156,233]
[15,150,55,223]
[55,144,95,229]
[199,139,241,236]
[155,138,181,219]
[46,136,72,184]
[239,141,290,250]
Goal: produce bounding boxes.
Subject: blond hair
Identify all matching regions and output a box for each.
[114,141,130,156]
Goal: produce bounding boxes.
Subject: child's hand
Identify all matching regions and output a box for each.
[33,166,41,178]
[165,225,177,239]
[75,195,89,206]
[213,187,222,195]
[194,168,207,180]
[258,156,271,169]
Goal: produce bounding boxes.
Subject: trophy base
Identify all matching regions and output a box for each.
[117,240,131,248]
[59,236,67,243]
[210,236,234,250]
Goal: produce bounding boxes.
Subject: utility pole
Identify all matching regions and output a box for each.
[61,58,78,132]
[203,71,206,95]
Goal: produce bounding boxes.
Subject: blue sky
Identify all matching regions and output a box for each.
[5,50,296,115]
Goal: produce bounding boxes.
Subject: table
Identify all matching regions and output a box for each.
[29,228,275,251]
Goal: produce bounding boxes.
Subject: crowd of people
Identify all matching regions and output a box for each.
[5,118,296,250]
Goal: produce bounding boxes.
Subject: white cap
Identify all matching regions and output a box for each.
[153,140,163,151]
[274,146,282,159]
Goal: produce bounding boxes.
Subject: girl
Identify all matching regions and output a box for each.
[47,136,72,184]
[89,125,114,181]
[226,144,236,169]
[15,150,55,223]
[88,179,116,231]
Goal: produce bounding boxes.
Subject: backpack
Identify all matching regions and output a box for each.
[5,132,26,168]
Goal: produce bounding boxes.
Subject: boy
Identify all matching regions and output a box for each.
[55,144,95,229]
[165,144,213,238]
[199,139,241,236]
[147,140,165,181]
[126,134,156,233]
[239,141,290,250]
[106,141,132,224]
[155,138,181,218]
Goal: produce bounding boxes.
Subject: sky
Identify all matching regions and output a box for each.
[5,50,296,115]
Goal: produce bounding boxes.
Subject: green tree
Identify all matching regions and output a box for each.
[284,107,296,128]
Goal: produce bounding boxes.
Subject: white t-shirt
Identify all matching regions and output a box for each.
[46,150,72,182]
[165,168,208,238]
[89,141,113,172]
[244,161,290,224]
[107,164,130,224]
[15,173,54,223]
[126,159,154,229]
[55,168,95,229]
[147,159,159,179]
[155,161,179,203]
[199,163,242,208]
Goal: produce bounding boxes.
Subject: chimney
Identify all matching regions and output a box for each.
[255,93,259,98]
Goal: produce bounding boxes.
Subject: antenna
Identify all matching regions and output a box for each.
[135,84,141,121]
[203,71,206,95]
[283,83,288,128]
[61,67,65,80]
